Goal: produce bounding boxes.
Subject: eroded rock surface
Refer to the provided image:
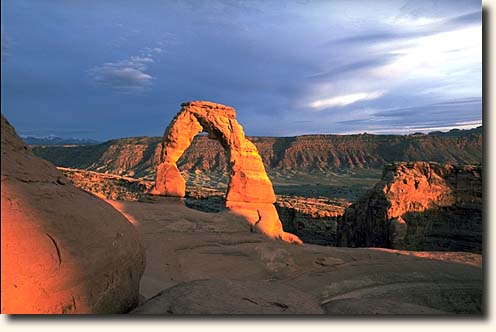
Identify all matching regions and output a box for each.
[153,101,301,243]
[107,197,482,315]
[337,162,482,252]
[58,167,153,201]
[131,279,324,314]
[1,114,145,314]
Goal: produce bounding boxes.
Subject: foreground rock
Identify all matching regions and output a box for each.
[153,101,301,244]
[131,279,324,314]
[1,114,145,314]
[108,197,482,315]
[338,162,482,252]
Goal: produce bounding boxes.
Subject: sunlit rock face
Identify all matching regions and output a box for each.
[153,101,301,244]
[337,162,482,252]
[0,114,145,314]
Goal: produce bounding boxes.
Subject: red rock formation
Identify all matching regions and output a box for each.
[1,114,145,314]
[153,101,301,244]
[31,127,482,179]
[58,167,154,201]
[337,162,482,252]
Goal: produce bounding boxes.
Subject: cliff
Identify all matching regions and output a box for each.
[337,162,482,253]
[31,127,482,179]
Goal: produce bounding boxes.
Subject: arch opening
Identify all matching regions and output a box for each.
[152,101,302,244]
[178,132,230,213]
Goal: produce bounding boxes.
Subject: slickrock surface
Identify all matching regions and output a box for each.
[131,279,324,314]
[185,190,352,246]
[1,114,145,314]
[108,197,482,315]
[338,162,482,252]
[153,101,301,244]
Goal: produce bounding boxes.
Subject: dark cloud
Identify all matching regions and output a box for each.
[372,98,481,118]
[334,97,482,134]
[446,11,482,25]
[1,31,9,58]
[398,0,480,19]
[307,56,398,81]
[1,0,482,140]
[329,8,481,47]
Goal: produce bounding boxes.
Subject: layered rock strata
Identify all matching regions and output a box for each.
[31,127,482,178]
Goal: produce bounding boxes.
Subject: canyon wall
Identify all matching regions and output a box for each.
[31,127,482,179]
[337,162,482,253]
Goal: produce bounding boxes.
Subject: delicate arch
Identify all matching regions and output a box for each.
[153,101,276,204]
[152,101,301,244]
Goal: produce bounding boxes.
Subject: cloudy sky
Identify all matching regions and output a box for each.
[1,0,482,140]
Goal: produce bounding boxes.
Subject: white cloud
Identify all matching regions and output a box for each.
[92,66,152,84]
[301,17,480,126]
[130,56,154,63]
[386,15,443,28]
[89,49,160,93]
[369,25,481,98]
[308,91,384,110]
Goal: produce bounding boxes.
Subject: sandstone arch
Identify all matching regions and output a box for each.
[152,101,301,244]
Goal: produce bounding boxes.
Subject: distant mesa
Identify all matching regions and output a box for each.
[152,101,302,244]
[1,114,145,313]
[30,125,482,180]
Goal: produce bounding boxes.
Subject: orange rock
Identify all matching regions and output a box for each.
[383,162,455,218]
[153,101,300,244]
[338,162,482,252]
[226,201,303,244]
[154,162,186,197]
[1,114,145,314]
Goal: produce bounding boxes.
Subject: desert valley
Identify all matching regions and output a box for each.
[1,0,484,317]
[1,101,483,314]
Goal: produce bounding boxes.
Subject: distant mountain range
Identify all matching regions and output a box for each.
[22,135,100,146]
[31,126,482,179]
